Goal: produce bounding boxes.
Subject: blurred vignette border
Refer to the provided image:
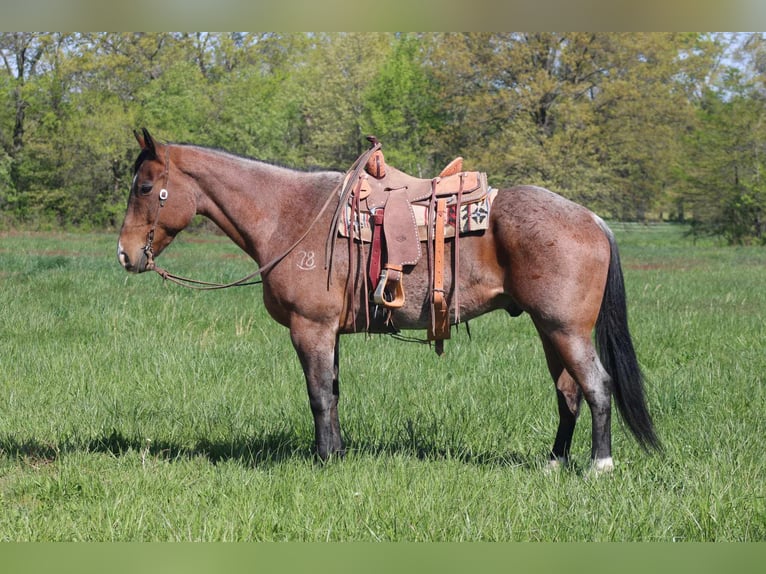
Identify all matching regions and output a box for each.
[2,0,766,31]
[2,1,766,574]
[2,543,765,574]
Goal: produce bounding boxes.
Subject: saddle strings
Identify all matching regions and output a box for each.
[325,140,382,277]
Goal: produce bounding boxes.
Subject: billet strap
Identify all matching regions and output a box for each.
[452,173,465,326]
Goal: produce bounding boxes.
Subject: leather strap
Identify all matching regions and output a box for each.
[428,197,449,354]
[369,210,385,290]
[453,173,465,326]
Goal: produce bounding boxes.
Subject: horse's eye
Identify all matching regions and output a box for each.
[139,182,154,195]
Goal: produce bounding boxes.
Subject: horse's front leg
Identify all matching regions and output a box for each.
[290,317,344,460]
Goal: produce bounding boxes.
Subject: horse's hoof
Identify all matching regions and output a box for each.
[315,448,346,464]
[591,456,615,474]
[544,456,568,473]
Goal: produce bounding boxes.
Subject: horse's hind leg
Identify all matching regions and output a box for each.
[538,332,582,468]
[290,318,345,460]
[538,326,613,471]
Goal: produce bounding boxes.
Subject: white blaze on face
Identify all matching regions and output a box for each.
[117,175,139,269]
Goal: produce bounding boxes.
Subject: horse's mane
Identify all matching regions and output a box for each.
[133,139,343,184]
[173,142,343,175]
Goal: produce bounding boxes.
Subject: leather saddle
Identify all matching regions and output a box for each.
[338,137,490,353]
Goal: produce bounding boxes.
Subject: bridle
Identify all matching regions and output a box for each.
[142,147,171,270]
[139,144,270,289]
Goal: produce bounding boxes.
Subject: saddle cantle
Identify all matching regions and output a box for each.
[336,137,495,354]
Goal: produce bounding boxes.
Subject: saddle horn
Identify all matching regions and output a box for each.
[365,135,386,179]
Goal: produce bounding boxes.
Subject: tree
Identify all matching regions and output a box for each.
[428,33,711,220]
[204,33,311,165]
[297,33,393,168]
[361,34,443,176]
[0,33,59,210]
[0,31,762,236]
[684,67,766,244]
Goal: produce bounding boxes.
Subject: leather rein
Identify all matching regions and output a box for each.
[142,144,380,291]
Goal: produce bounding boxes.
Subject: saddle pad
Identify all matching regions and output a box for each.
[338,187,498,242]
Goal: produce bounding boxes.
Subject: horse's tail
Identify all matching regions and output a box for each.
[595,221,661,452]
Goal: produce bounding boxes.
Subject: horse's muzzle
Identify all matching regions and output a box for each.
[117,243,149,273]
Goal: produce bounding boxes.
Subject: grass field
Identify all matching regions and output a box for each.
[0,224,764,541]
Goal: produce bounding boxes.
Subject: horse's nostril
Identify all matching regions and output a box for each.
[118,249,131,270]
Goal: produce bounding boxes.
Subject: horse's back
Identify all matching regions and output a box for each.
[490,185,612,326]
[491,185,606,241]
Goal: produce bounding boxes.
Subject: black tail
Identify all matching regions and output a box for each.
[595,224,661,452]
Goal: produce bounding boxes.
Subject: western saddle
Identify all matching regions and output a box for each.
[333,136,491,354]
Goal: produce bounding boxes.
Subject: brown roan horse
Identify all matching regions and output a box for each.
[118,129,660,472]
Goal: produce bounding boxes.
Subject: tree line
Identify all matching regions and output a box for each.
[1,32,765,244]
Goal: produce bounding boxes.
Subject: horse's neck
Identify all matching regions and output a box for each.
[185,148,339,264]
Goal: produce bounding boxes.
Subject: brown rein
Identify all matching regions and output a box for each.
[144,144,381,291]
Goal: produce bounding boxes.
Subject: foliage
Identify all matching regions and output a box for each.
[428,33,710,219]
[0,32,765,242]
[361,34,444,175]
[681,38,766,244]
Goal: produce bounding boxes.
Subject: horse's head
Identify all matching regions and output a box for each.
[117,129,196,273]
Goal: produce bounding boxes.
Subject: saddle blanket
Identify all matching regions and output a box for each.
[338,187,498,242]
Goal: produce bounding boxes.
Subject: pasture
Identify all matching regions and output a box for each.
[0,224,764,541]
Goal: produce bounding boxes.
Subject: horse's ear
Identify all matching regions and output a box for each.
[134,128,157,157]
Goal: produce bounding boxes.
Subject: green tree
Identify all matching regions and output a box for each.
[0,33,61,215]
[684,68,766,244]
[0,31,761,235]
[428,33,711,220]
[203,33,311,165]
[361,34,443,176]
[298,33,393,168]
[135,60,213,142]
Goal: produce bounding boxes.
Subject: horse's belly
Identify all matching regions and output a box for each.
[333,231,508,333]
[381,274,507,331]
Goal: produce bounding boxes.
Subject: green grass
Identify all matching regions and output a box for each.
[0,225,764,541]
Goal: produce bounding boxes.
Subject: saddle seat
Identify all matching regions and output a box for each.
[337,138,492,354]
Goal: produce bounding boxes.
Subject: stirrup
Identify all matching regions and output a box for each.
[372,267,405,308]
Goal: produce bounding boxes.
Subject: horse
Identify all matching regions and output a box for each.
[117,128,660,472]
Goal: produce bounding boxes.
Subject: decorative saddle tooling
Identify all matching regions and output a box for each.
[334,137,496,354]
